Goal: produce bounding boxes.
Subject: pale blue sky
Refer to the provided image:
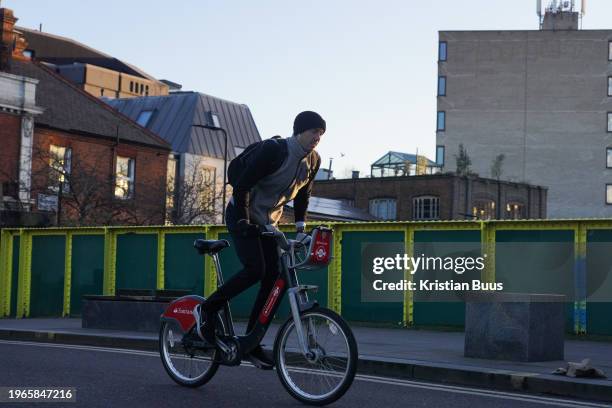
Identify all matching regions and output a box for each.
[4,0,607,177]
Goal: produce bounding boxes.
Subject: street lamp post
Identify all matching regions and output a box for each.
[192,123,229,221]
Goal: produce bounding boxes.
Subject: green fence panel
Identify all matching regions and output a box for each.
[164,233,205,296]
[10,236,19,317]
[341,231,404,324]
[116,234,157,291]
[413,230,481,327]
[30,236,65,317]
[586,230,612,336]
[70,235,104,316]
[496,229,575,332]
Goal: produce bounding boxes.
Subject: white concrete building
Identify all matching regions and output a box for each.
[436,1,612,218]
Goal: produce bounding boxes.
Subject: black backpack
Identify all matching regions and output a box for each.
[227,136,285,187]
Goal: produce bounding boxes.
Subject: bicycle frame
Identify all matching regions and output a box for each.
[211,240,319,358]
[161,236,320,362]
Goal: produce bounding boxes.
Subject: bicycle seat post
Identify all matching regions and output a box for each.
[210,253,225,288]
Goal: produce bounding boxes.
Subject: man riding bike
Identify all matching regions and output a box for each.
[199,111,324,369]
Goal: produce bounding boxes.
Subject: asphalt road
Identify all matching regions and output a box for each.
[0,340,609,408]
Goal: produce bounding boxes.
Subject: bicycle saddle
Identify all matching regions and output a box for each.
[193,239,230,255]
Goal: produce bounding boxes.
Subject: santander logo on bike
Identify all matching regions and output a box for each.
[315,246,327,261]
[172,308,193,315]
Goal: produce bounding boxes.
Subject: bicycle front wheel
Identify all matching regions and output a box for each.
[274,307,358,406]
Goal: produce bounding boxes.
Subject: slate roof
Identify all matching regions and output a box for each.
[286,197,378,222]
[105,92,261,160]
[8,59,170,150]
[18,26,156,80]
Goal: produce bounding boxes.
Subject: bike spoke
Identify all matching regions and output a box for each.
[278,311,354,402]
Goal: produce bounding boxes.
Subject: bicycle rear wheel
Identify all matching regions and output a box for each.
[274,307,358,406]
[159,315,222,387]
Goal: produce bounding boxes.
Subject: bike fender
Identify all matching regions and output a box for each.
[160,295,205,332]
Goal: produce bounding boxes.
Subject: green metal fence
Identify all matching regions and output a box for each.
[2,219,612,335]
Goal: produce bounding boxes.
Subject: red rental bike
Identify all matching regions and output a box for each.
[158,225,358,406]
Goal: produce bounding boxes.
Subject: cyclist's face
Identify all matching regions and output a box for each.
[298,128,324,151]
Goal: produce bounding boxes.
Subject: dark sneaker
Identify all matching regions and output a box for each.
[246,345,274,370]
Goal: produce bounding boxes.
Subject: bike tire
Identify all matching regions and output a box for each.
[273,306,358,406]
[159,316,221,388]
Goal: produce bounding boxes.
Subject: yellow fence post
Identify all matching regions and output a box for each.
[103,228,117,296]
[403,224,414,327]
[16,230,32,318]
[157,229,165,290]
[574,221,587,335]
[0,229,13,317]
[204,226,219,297]
[328,224,343,314]
[62,232,73,317]
[480,221,496,283]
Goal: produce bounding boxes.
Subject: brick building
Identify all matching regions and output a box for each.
[17,26,169,99]
[0,5,171,227]
[313,175,547,221]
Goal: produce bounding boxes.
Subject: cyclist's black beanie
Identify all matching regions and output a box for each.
[293,111,326,135]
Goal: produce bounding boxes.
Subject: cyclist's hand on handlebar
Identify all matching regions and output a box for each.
[295,232,309,245]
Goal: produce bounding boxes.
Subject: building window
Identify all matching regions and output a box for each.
[136,110,154,127]
[129,81,134,92]
[607,185,612,205]
[115,156,135,199]
[207,111,221,128]
[369,198,397,220]
[437,111,446,131]
[436,146,445,166]
[608,77,612,97]
[608,113,612,132]
[49,145,71,193]
[472,199,496,220]
[439,41,447,62]
[140,83,144,94]
[413,196,440,220]
[100,89,104,96]
[607,148,612,168]
[609,41,612,61]
[505,202,525,220]
[165,155,178,224]
[438,76,446,96]
[145,85,149,96]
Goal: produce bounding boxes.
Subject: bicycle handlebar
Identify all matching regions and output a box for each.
[261,225,311,252]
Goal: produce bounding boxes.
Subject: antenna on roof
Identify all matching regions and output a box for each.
[537,0,542,27]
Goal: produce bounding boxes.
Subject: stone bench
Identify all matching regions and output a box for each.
[464,292,565,362]
[81,289,191,332]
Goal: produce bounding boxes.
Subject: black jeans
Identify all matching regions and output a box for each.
[201,202,280,335]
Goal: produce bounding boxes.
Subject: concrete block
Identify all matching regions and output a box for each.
[464,292,565,362]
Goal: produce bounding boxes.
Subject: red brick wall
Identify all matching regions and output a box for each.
[0,111,21,188]
[313,176,455,220]
[313,175,546,221]
[31,127,168,225]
